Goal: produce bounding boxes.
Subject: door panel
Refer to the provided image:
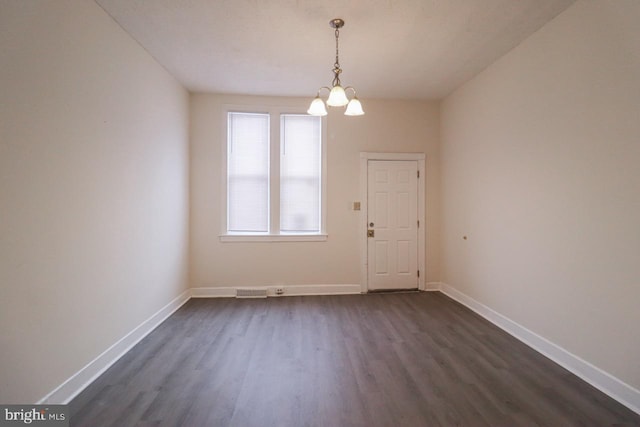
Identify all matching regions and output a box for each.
[397,241,410,273]
[367,160,418,291]
[397,192,410,228]
[375,241,389,274]
[375,193,389,228]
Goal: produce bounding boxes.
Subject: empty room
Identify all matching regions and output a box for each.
[1,0,639,426]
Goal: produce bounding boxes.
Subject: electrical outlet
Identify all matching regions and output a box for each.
[275,287,284,295]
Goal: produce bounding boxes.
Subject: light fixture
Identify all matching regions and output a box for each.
[307,18,364,117]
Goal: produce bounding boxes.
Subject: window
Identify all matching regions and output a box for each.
[280,115,322,233]
[227,113,270,233]
[223,108,326,241]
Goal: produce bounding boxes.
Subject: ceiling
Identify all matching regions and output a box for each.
[95,0,575,100]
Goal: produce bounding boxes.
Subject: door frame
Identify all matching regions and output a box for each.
[359,152,426,293]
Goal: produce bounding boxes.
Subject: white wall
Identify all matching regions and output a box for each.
[441,0,640,391]
[190,94,440,288]
[0,0,189,403]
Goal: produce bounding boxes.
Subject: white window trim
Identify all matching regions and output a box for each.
[220,104,328,242]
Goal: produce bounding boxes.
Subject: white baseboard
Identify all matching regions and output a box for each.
[436,282,640,415]
[191,284,362,298]
[425,281,442,291]
[37,289,191,405]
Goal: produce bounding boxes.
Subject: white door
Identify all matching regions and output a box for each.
[367,160,419,291]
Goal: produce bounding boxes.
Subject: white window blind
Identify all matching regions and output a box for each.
[227,112,269,232]
[280,114,322,233]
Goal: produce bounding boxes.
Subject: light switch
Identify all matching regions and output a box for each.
[353,202,361,211]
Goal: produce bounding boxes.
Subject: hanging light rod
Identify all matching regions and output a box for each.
[307,18,365,117]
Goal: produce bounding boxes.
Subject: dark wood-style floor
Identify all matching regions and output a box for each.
[70,293,640,426]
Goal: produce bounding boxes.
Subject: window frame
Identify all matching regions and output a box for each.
[220,105,327,242]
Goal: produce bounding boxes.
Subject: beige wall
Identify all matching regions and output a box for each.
[0,0,190,403]
[190,94,440,287]
[441,0,640,390]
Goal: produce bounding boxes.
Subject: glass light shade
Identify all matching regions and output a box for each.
[326,85,349,107]
[344,97,365,116]
[307,96,328,116]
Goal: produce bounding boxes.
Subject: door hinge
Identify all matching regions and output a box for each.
[417,220,420,228]
[417,170,420,178]
[417,270,420,278]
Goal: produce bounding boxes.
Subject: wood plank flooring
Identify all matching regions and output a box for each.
[69,293,640,426]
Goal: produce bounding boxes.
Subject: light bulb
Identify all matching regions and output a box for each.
[344,97,365,116]
[326,85,349,107]
[307,96,328,116]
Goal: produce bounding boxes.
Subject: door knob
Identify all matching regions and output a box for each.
[369,222,374,227]
[367,230,375,238]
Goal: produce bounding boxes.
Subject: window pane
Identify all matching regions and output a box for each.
[228,113,269,232]
[280,114,321,233]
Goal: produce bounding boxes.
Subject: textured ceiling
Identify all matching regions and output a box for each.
[95,0,575,99]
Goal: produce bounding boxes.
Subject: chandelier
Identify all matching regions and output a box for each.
[307,19,365,116]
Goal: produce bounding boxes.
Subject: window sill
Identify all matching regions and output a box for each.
[219,234,328,243]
